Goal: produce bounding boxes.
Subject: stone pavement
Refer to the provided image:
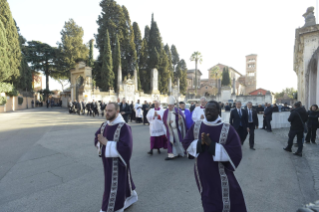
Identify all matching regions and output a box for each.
[0,108,318,212]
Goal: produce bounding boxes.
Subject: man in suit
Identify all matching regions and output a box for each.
[119,98,131,123]
[190,102,196,113]
[283,101,308,157]
[229,101,248,145]
[264,104,273,132]
[142,100,150,125]
[246,102,259,150]
[225,103,231,111]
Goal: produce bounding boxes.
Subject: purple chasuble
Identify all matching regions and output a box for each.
[183,121,247,212]
[163,107,186,154]
[94,123,137,212]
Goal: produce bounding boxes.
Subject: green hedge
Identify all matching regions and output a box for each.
[18,97,23,105]
[0,96,7,105]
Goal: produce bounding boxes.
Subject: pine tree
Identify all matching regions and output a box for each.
[221,67,231,86]
[100,30,114,91]
[113,34,121,92]
[88,39,94,67]
[59,19,89,71]
[158,50,170,94]
[0,0,21,82]
[26,41,61,92]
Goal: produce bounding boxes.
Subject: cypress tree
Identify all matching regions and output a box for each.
[0,0,21,82]
[88,39,94,67]
[164,44,173,80]
[221,67,231,86]
[158,50,170,94]
[113,34,121,92]
[171,45,180,70]
[100,30,114,91]
[59,19,89,70]
[177,59,188,94]
[14,20,32,91]
[133,22,142,61]
[0,20,10,82]
[139,26,150,92]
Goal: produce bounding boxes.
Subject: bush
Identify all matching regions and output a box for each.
[0,96,7,105]
[18,97,23,105]
[0,82,18,96]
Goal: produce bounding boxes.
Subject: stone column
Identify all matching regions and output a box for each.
[117,65,122,92]
[134,68,138,92]
[232,78,236,94]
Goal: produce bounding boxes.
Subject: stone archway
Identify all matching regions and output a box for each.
[305,50,319,109]
[76,76,84,101]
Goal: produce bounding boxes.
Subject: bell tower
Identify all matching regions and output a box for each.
[245,54,257,94]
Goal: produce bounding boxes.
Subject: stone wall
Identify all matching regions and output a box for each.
[221,111,290,129]
[0,94,35,113]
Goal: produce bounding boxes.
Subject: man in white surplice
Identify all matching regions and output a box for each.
[192,97,207,123]
[146,100,167,155]
[135,99,143,123]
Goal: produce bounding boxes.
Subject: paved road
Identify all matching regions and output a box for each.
[0,108,318,212]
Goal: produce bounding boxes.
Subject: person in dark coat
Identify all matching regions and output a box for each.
[229,101,248,145]
[142,101,150,125]
[256,104,264,114]
[119,98,131,123]
[86,101,92,116]
[305,104,319,144]
[281,103,290,112]
[129,101,135,122]
[190,102,196,113]
[272,103,279,112]
[283,101,308,156]
[100,101,106,117]
[224,103,231,111]
[263,104,273,132]
[92,100,97,117]
[246,102,259,150]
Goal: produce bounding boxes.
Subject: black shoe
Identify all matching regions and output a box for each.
[312,141,317,144]
[250,147,256,150]
[283,147,292,152]
[147,150,153,155]
[305,141,310,144]
[165,157,174,160]
[157,149,161,154]
[293,152,302,157]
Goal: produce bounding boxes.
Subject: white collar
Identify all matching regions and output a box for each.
[107,114,125,126]
[203,116,223,126]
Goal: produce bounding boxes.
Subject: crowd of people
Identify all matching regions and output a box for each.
[90,96,319,212]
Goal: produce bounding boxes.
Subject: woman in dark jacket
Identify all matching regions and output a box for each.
[305,104,319,144]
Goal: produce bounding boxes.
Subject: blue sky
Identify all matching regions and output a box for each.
[8,0,318,92]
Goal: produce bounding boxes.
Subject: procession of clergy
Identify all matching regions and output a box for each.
[95,96,248,212]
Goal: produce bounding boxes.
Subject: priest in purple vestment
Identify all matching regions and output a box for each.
[95,103,138,212]
[146,100,167,155]
[183,100,247,212]
[163,96,187,160]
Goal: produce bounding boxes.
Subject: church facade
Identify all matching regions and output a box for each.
[294,7,319,109]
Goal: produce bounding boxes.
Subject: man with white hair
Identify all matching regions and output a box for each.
[163,96,187,160]
[192,97,208,122]
[146,100,167,155]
